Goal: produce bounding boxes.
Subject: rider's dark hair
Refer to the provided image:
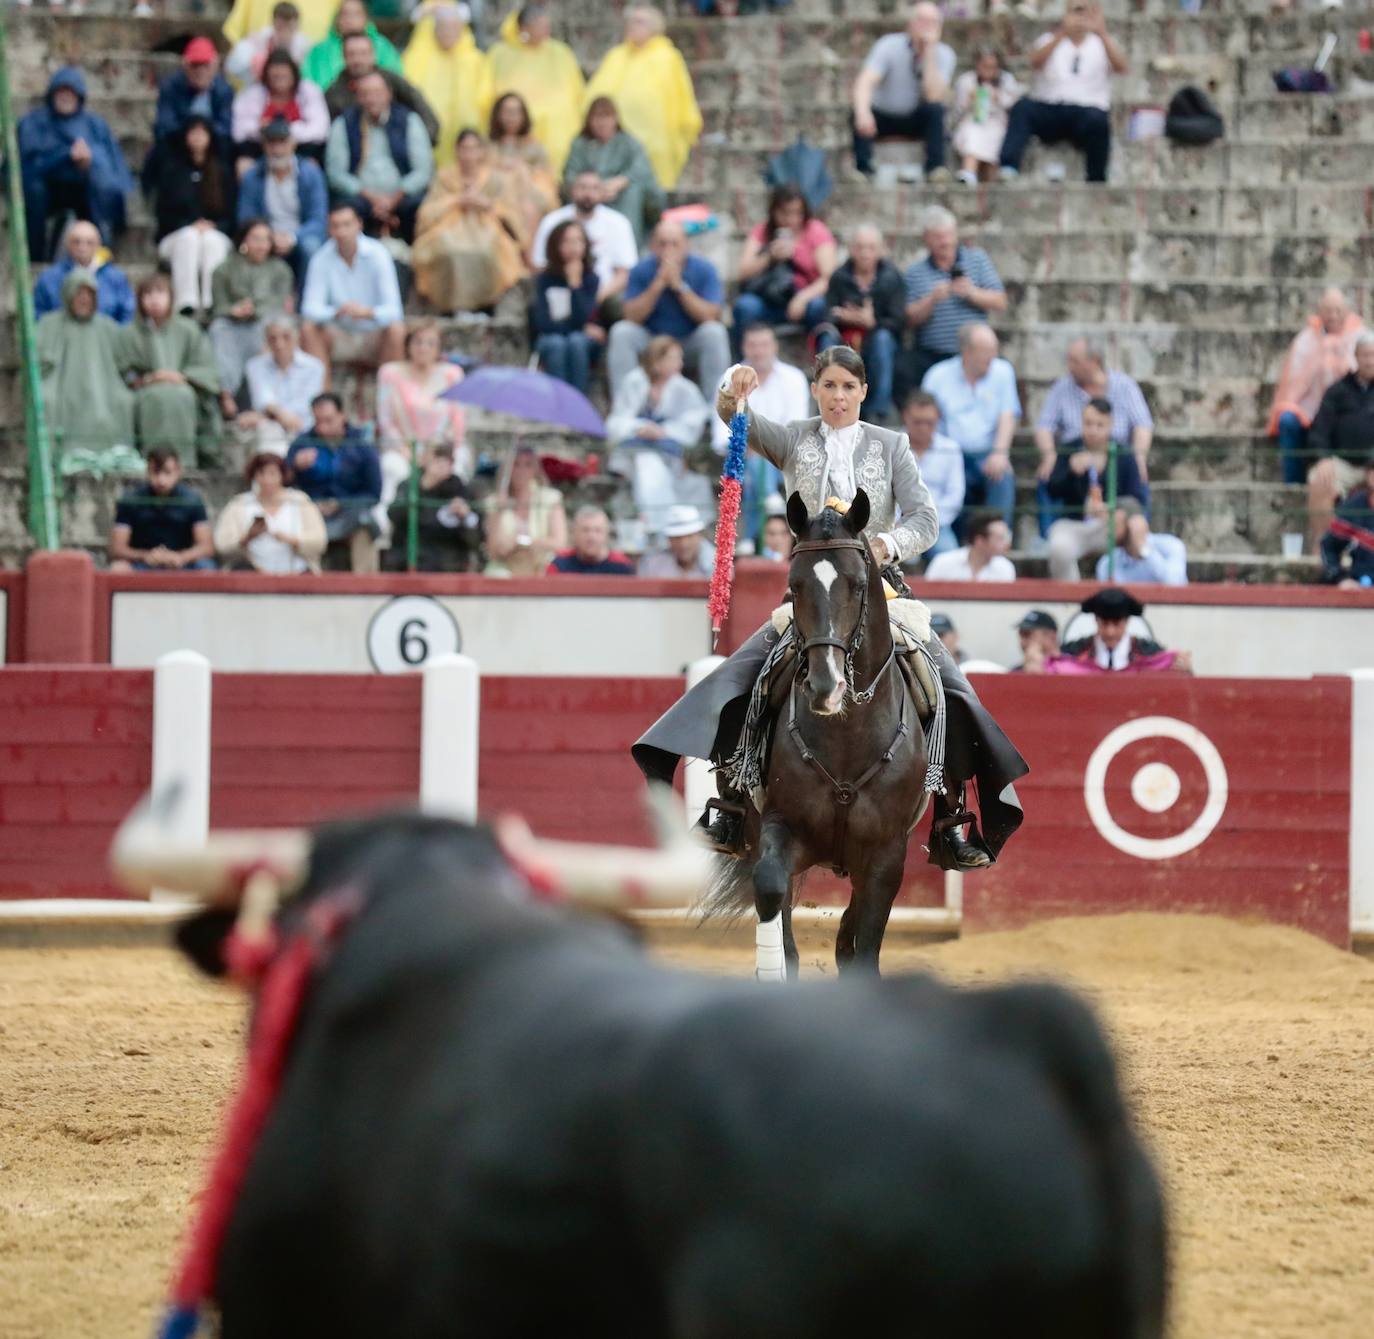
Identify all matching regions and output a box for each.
[812,345,867,384]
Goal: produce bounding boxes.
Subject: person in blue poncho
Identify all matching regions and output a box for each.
[18,66,133,263]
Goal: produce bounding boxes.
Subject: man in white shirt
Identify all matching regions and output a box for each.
[901,389,964,556]
[531,170,637,306]
[924,515,1017,582]
[998,1,1128,183]
[240,317,326,454]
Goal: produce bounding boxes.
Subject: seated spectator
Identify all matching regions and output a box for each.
[488,92,559,235]
[215,450,328,573]
[851,2,953,182]
[608,219,730,400]
[143,115,236,317]
[606,335,709,536]
[377,319,468,511]
[713,323,811,542]
[241,316,326,453]
[325,32,441,146]
[225,1,310,87]
[232,50,329,172]
[1044,396,1149,580]
[531,169,637,308]
[760,507,793,562]
[36,268,134,462]
[1010,609,1059,672]
[33,220,134,324]
[921,322,1020,527]
[209,218,296,419]
[953,47,1022,185]
[286,391,383,570]
[639,505,716,579]
[904,207,1007,390]
[923,514,1015,582]
[1320,455,1374,588]
[1034,337,1153,506]
[1094,499,1187,586]
[901,390,963,556]
[19,67,132,263]
[999,2,1127,184]
[1268,287,1363,487]
[412,130,531,313]
[119,272,222,465]
[385,443,482,572]
[1041,587,1192,674]
[155,37,234,147]
[1306,333,1374,550]
[584,7,702,191]
[483,445,567,576]
[930,612,964,663]
[548,505,636,575]
[325,71,434,244]
[817,224,904,423]
[237,118,330,285]
[486,3,586,176]
[108,448,216,572]
[301,203,406,377]
[563,96,664,248]
[732,185,837,356]
[402,3,494,161]
[301,0,402,91]
[532,220,604,395]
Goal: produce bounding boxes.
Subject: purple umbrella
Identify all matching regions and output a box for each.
[440,366,606,439]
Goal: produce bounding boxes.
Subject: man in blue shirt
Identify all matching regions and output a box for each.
[547,506,636,575]
[153,37,234,147]
[237,119,329,288]
[921,321,1021,529]
[286,391,384,571]
[1094,500,1188,586]
[300,202,406,380]
[607,219,730,401]
[33,219,134,323]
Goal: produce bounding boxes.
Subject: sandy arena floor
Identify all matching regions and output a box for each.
[1,912,1372,1338]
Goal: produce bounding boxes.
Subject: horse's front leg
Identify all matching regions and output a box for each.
[753,813,799,982]
[844,844,906,975]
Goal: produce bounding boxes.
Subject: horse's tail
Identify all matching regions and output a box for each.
[698,854,756,922]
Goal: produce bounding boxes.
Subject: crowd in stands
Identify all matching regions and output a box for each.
[15,0,1372,590]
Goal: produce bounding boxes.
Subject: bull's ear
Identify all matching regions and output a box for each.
[848,489,871,536]
[786,491,808,537]
[173,908,237,978]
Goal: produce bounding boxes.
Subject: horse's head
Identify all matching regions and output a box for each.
[785,490,874,717]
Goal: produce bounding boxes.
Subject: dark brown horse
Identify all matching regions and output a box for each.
[713,491,930,977]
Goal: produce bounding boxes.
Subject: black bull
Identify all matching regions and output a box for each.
[178,814,1167,1339]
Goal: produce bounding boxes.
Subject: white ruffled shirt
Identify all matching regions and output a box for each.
[1094,633,1133,671]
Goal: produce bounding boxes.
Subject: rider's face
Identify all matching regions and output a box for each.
[811,366,868,428]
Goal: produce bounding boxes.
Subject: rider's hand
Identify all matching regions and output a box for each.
[728,365,760,402]
[868,536,891,564]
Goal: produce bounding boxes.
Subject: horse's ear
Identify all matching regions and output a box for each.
[848,489,871,536]
[786,491,809,537]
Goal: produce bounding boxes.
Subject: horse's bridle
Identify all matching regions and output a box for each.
[788,536,895,706]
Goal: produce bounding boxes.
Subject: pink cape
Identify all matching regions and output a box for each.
[1041,649,1181,675]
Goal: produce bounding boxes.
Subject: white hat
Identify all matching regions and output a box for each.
[663,505,705,538]
[763,492,787,518]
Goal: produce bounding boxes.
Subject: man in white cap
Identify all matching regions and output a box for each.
[639,504,715,579]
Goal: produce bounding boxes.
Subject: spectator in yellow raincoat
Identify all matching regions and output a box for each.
[223,0,336,47]
[403,3,495,161]
[487,3,585,177]
[585,5,701,190]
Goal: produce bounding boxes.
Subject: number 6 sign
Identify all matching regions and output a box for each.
[367,596,462,673]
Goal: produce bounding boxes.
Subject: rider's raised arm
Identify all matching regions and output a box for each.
[715,373,792,469]
[888,430,941,563]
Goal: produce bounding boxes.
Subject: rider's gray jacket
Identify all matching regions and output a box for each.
[715,392,939,564]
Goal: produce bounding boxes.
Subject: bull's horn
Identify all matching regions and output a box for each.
[110,788,308,905]
[495,783,712,910]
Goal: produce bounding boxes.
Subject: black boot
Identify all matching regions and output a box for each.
[695,796,748,855]
[930,795,992,871]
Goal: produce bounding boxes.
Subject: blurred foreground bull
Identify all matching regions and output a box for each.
[129,808,1167,1339]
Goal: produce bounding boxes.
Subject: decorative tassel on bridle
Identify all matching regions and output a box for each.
[707,410,749,642]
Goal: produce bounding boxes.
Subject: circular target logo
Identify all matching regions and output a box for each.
[1083,716,1228,860]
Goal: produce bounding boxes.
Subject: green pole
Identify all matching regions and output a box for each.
[406,442,420,572]
[1105,437,1119,582]
[0,10,59,550]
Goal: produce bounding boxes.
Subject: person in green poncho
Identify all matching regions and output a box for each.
[36,267,135,460]
[563,95,664,248]
[302,0,402,91]
[119,271,223,466]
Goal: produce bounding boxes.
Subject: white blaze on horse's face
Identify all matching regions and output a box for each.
[810,559,848,714]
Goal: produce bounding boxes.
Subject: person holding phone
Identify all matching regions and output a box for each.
[214,450,327,572]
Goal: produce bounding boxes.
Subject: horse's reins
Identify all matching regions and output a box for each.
[786,536,911,873]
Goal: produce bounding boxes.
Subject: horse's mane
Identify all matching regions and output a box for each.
[806,506,858,543]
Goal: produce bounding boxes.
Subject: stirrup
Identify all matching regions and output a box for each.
[696,797,748,855]
[931,807,976,834]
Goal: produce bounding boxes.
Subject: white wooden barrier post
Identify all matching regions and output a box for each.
[420,653,480,821]
[1349,670,1374,937]
[684,655,724,826]
[151,650,212,900]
